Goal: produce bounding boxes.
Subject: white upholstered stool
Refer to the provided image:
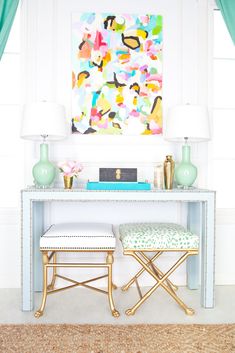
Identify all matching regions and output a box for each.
[35,222,119,318]
[119,223,199,316]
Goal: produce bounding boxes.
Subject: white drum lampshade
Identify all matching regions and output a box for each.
[21,102,67,141]
[164,104,211,188]
[164,105,210,142]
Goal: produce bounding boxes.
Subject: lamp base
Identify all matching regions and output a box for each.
[32,143,56,188]
[176,184,195,190]
[175,145,197,188]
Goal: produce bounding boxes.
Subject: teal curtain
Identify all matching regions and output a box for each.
[0,0,19,60]
[216,0,235,45]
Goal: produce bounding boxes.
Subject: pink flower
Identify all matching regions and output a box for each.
[58,160,83,177]
[73,162,83,174]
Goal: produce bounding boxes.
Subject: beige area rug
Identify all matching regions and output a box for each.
[0,324,235,353]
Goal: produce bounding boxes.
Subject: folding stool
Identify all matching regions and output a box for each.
[119,223,199,316]
[35,222,119,318]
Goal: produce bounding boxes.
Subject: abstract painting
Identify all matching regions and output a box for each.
[72,13,163,135]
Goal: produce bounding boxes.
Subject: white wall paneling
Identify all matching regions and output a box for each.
[1,0,232,289]
[0,208,20,288]
[0,4,22,288]
[24,0,208,188]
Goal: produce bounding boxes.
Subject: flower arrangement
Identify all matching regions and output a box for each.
[58,160,83,177]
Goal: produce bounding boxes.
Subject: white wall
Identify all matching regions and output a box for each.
[22,0,205,184]
[1,0,235,288]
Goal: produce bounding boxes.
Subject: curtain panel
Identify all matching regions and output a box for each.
[0,0,19,60]
[216,0,235,45]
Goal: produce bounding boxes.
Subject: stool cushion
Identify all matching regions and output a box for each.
[40,223,116,250]
[119,223,199,250]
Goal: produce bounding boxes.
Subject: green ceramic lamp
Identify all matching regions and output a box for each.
[21,102,67,188]
[164,104,210,188]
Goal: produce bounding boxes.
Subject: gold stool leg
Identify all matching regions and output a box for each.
[126,277,161,316]
[47,252,57,290]
[35,251,49,318]
[159,279,195,315]
[125,251,195,316]
[121,252,162,291]
[121,266,145,292]
[151,264,178,292]
[140,252,178,292]
[106,252,120,318]
[112,283,118,290]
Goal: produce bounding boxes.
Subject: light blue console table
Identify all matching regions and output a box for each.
[21,188,215,311]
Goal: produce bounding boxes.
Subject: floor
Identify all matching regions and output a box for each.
[1,286,235,324]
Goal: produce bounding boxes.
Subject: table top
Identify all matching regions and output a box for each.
[22,187,215,194]
[21,187,215,203]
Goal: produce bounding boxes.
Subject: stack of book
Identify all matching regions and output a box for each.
[86,168,151,190]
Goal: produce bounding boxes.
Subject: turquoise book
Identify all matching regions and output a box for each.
[86,182,151,191]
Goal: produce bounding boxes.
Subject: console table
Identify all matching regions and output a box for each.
[21,188,215,311]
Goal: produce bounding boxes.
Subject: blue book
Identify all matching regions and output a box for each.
[86,181,151,191]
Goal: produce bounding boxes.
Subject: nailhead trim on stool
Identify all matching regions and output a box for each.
[40,222,116,250]
[34,222,120,319]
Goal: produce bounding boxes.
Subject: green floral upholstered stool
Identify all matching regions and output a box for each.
[119,223,199,316]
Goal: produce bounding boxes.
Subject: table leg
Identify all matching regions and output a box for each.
[186,202,201,290]
[187,197,215,308]
[33,201,44,292]
[200,196,215,308]
[22,196,44,311]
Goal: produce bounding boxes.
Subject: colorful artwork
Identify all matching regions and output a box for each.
[72,13,163,135]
